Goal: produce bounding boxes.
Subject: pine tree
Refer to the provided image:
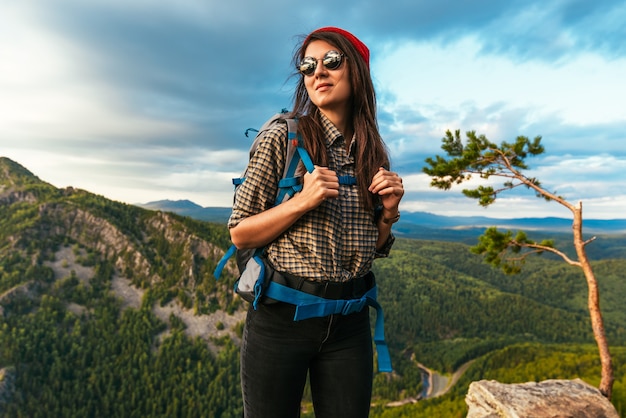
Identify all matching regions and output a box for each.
[423,129,614,398]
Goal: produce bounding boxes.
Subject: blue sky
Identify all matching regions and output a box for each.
[2,0,625,220]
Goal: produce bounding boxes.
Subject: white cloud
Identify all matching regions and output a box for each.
[0,4,192,145]
[400,192,625,220]
[531,155,626,199]
[374,36,626,126]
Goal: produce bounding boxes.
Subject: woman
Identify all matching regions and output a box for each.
[228,27,404,418]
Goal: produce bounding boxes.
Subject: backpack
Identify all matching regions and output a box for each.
[213,110,393,372]
[213,109,314,307]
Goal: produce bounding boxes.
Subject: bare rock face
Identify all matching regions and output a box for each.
[466,379,619,418]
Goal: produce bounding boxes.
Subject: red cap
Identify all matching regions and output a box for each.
[305,27,370,69]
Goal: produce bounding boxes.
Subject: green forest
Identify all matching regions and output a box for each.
[1,157,626,417]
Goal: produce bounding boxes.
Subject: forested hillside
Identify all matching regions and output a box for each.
[1,157,625,417]
[0,158,245,416]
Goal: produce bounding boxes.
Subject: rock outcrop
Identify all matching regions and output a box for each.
[0,367,16,414]
[466,379,619,418]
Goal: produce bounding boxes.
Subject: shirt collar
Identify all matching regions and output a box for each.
[319,112,345,147]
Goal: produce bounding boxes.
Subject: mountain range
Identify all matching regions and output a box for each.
[138,199,626,237]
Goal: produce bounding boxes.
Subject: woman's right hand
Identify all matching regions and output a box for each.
[230,166,338,249]
[297,165,339,210]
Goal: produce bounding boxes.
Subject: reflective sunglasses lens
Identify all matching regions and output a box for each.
[323,51,343,70]
[299,51,343,76]
[299,57,316,76]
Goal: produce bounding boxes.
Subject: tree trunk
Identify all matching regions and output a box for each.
[572,203,614,399]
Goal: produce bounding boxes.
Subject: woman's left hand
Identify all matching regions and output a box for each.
[368,167,404,211]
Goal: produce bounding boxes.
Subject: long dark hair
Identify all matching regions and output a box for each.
[290,30,390,211]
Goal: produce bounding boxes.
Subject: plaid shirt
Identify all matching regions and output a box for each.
[229,113,394,283]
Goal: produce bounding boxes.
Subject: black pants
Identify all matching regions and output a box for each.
[240,302,373,418]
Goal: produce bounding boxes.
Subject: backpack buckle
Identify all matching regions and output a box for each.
[341,297,367,315]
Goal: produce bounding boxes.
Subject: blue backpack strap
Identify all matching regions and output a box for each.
[263,282,392,372]
[294,134,315,173]
[250,249,266,310]
[275,120,315,204]
[338,175,356,185]
[369,297,392,373]
[285,118,314,174]
[214,244,237,279]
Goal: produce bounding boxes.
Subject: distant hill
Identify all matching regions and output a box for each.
[138,199,233,223]
[138,199,626,236]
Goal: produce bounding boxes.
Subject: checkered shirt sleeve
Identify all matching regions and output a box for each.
[228,123,287,226]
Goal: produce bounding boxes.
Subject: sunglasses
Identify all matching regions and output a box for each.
[298,50,345,76]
